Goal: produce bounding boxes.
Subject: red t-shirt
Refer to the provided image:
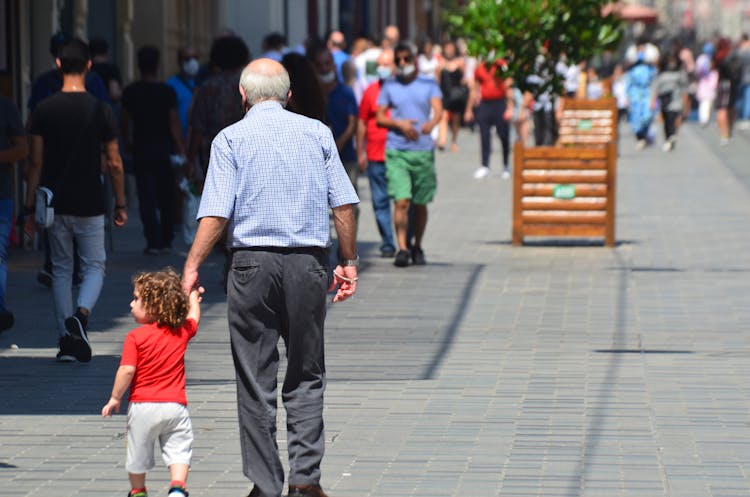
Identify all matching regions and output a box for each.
[359,80,389,162]
[475,59,509,100]
[120,318,198,405]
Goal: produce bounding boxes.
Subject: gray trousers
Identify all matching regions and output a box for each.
[227,247,328,497]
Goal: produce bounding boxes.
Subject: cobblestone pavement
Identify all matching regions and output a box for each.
[2,121,750,497]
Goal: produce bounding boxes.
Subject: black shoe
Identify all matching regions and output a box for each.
[0,309,13,332]
[393,250,410,267]
[288,484,328,497]
[37,269,53,288]
[380,248,396,258]
[411,247,426,265]
[56,335,77,363]
[64,314,92,362]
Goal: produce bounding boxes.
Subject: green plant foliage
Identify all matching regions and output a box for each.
[446,0,623,96]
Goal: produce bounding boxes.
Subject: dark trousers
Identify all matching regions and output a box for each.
[533,109,557,146]
[134,162,176,250]
[228,247,328,497]
[662,109,679,140]
[476,98,510,168]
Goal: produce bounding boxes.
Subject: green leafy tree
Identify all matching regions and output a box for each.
[446,0,623,96]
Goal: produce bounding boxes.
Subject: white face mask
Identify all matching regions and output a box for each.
[319,70,336,84]
[397,64,416,78]
[182,58,199,77]
[376,66,393,79]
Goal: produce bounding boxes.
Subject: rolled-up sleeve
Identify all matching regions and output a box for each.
[197,132,238,220]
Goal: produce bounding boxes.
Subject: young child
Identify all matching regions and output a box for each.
[102,268,203,497]
[652,52,689,151]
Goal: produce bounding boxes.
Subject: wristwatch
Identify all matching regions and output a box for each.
[340,255,360,267]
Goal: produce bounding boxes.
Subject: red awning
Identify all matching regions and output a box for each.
[602,2,659,23]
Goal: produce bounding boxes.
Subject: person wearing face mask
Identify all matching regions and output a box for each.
[356,48,397,258]
[375,43,443,268]
[166,47,199,140]
[309,44,360,229]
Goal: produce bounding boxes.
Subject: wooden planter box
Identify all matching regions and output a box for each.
[511,141,617,246]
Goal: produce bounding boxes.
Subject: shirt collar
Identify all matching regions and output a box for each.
[246,99,284,117]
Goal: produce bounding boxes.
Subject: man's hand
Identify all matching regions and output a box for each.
[398,119,419,141]
[328,265,358,303]
[114,207,128,227]
[420,121,436,135]
[182,267,200,295]
[357,152,368,172]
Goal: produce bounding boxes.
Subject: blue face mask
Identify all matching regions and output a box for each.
[376,66,392,79]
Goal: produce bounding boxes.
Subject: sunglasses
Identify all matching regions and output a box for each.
[395,56,413,63]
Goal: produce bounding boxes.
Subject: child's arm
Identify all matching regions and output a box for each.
[187,286,204,325]
[101,365,136,417]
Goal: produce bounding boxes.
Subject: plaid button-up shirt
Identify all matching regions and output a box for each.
[197,100,359,248]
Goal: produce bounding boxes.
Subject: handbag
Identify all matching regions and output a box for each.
[34,186,54,228]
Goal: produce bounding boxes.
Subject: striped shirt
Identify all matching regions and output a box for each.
[197,100,359,248]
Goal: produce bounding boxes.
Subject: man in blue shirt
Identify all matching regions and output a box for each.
[376,43,442,267]
[310,45,359,228]
[182,58,359,497]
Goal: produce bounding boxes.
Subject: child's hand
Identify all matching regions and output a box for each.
[189,286,204,305]
[101,397,121,417]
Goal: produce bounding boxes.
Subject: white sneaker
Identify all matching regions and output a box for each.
[720,137,730,146]
[473,166,490,179]
[662,141,672,152]
[636,139,647,150]
[501,168,510,179]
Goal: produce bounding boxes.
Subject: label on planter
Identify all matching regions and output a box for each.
[577,119,593,130]
[552,184,576,199]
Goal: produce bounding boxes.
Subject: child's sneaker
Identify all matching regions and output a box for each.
[167,485,188,496]
[128,491,148,497]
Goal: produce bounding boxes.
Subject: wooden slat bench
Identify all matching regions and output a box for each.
[557,97,617,147]
[512,141,617,246]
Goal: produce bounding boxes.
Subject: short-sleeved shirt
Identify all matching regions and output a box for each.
[197,100,359,248]
[120,318,198,405]
[326,83,358,162]
[359,81,388,162]
[27,69,110,111]
[121,81,178,162]
[377,76,442,152]
[475,59,509,100]
[0,97,24,199]
[166,75,195,138]
[29,92,118,216]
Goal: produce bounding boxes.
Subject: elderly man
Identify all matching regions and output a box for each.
[182,58,359,497]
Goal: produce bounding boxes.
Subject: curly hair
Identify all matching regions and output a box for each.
[132,268,188,330]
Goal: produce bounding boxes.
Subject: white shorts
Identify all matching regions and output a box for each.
[126,402,193,474]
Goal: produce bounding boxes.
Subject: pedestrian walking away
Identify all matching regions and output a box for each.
[182,58,359,497]
[102,268,203,497]
[24,37,128,363]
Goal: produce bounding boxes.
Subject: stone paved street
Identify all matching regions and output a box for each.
[2,121,750,497]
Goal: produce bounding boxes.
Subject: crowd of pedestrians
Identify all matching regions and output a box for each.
[5,21,750,497]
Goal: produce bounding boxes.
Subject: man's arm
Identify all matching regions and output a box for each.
[421,96,443,135]
[182,216,228,294]
[0,136,27,163]
[356,118,367,172]
[169,108,186,157]
[328,203,357,303]
[336,114,357,153]
[24,135,43,213]
[376,105,418,141]
[104,139,128,227]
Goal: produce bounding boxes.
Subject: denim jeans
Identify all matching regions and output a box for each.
[739,84,750,121]
[0,198,12,310]
[366,161,395,253]
[47,214,106,337]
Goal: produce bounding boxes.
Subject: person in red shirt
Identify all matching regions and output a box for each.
[356,48,397,257]
[102,268,203,497]
[464,58,514,179]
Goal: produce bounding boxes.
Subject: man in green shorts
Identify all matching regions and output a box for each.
[376,43,443,267]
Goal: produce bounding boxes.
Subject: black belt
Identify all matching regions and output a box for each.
[231,246,326,256]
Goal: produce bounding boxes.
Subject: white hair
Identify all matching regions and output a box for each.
[239,61,290,105]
